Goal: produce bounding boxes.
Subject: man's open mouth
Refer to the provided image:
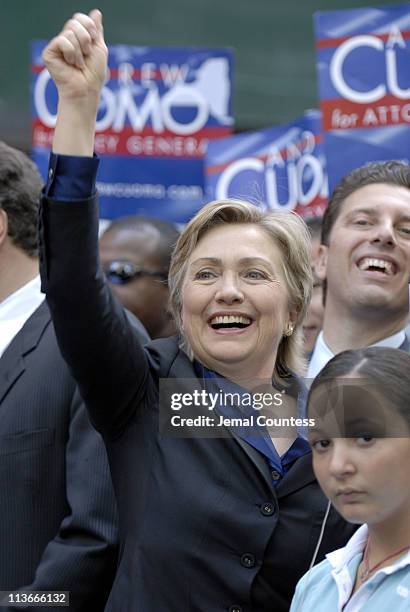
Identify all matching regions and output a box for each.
[357,257,396,276]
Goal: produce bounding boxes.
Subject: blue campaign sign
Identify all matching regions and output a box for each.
[31,41,234,222]
[314,3,410,191]
[205,110,328,219]
[32,149,205,222]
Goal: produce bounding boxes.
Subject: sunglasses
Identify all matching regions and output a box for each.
[103,261,168,285]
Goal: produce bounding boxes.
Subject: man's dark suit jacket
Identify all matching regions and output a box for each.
[0,300,119,611]
[40,194,356,612]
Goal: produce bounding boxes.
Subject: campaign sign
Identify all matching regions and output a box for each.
[314,4,410,191]
[205,109,328,219]
[31,41,233,222]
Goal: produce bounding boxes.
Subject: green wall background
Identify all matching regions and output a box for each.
[0,0,403,150]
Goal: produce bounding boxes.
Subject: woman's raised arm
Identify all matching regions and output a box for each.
[40,11,150,437]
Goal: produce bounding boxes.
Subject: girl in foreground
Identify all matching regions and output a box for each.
[291,346,410,611]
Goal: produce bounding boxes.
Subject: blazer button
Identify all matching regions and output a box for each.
[240,553,256,568]
[229,607,243,612]
[260,502,275,516]
[271,469,281,481]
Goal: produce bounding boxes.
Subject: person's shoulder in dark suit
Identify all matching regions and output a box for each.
[0,298,119,611]
[0,141,120,611]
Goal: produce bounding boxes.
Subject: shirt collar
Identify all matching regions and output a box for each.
[0,276,43,317]
[327,523,410,575]
[307,329,407,381]
[0,276,44,359]
[307,331,334,380]
[197,362,311,475]
[326,524,368,570]
[371,329,407,349]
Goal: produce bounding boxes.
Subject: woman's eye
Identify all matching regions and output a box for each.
[311,439,331,452]
[195,270,216,280]
[245,270,266,280]
[398,226,410,236]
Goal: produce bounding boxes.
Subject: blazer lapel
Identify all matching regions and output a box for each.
[276,452,316,499]
[228,431,274,491]
[166,350,274,491]
[0,301,50,404]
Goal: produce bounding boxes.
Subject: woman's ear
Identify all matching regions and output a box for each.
[284,308,298,336]
[289,308,298,327]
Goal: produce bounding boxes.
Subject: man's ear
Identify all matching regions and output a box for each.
[314,244,328,281]
[0,209,8,247]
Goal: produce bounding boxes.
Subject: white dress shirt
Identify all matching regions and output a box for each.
[0,276,45,358]
[307,329,407,380]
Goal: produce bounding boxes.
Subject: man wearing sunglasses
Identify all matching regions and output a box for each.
[99,215,180,339]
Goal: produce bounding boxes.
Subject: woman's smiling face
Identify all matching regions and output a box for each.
[181,223,296,381]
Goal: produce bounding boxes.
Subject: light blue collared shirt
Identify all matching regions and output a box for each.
[290,524,410,612]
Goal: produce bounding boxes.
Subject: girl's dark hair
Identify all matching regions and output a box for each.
[308,346,410,430]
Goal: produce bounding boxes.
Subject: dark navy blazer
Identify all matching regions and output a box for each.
[40,193,356,612]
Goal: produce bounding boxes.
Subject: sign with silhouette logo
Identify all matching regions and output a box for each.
[31,42,234,222]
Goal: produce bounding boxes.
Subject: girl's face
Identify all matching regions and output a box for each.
[309,379,410,527]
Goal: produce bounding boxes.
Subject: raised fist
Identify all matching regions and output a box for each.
[43,9,108,101]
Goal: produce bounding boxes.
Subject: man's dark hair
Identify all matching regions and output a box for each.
[305,216,323,242]
[0,142,43,257]
[103,215,180,270]
[321,160,410,246]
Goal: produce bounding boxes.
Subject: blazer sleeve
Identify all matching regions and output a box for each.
[39,193,150,436]
[5,391,118,612]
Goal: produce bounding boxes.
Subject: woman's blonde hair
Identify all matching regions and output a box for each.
[168,199,313,380]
